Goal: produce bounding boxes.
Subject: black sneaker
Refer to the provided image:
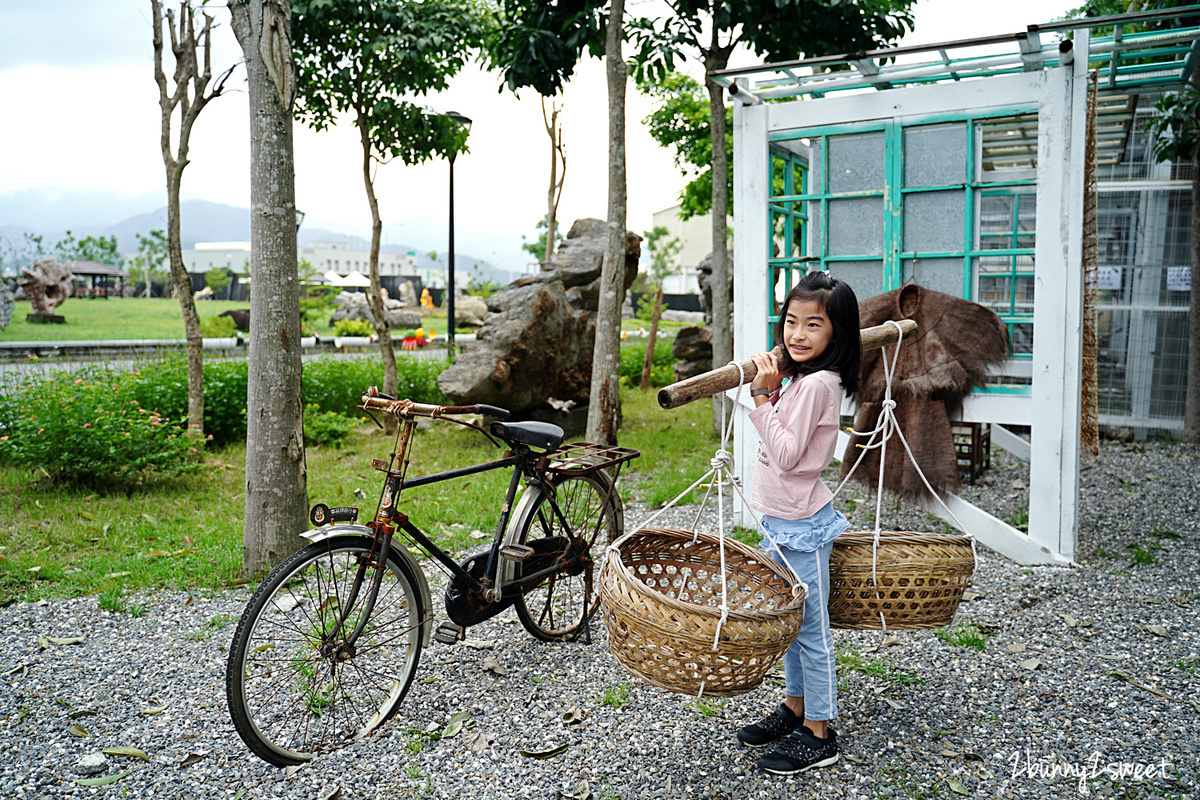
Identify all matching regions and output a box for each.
[736,704,803,748]
[757,726,839,775]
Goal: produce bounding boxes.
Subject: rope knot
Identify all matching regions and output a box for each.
[710,449,735,473]
[881,398,897,412]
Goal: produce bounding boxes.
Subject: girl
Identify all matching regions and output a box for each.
[736,271,860,775]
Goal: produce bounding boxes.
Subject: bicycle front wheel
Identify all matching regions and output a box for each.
[226,536,427,766]
[512,471,621,641]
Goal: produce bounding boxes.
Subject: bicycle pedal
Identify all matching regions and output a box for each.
[433,621,464,645]
[499,544,535,562]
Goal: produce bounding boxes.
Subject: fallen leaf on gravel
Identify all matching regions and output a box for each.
[285,764,303,777]
[462,639,495,650]
[469,530,488,540]
[1006,643,1027,653]
[1059,613,1079,627]
[139,706,166,715]
[961,590,982,602]
[884,698,906,710]
[47,636,84,646]
[1109,671,1174,700]
[1189,699,1200,713]
[880,634,901,647]
[462,729,493,754]
[441,711,472,739]
[319,787,342,800]
[481,656,508,677]
[178,752,207,767]
[102,747,149,762]
[2,663,27,676]
[1145,624,1169,638]
[941,749,959,757]
[561,706,583,724]
[520,743,568,759]
[842,753,865,764]
[69,724,89,737]
[74,771,131,787]
[1096,653,1123,661]
[68,710,96,719]
[962,751,984,762]
[1018,658,1041,670]
[945,776,968,796]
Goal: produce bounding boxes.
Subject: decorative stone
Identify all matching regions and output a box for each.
[455,295,488,328]
[438,218,642,414]
[18,258,74,315]
[695,245,734,326]
[76,752,107,776]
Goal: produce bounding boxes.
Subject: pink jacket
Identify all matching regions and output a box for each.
[748,369,843,521]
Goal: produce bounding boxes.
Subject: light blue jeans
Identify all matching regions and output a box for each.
[760,516,839,722]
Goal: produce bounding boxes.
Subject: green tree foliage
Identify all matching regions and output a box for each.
[642,225,682,288]
[128,230,170,297]
[521,215,564,261]
[641,73,728,219]
[205,267,231,297]
[483,1,606,96]
[292,0,487,399]
[53,231,123,267]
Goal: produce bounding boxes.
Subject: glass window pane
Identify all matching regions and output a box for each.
[1011,322,1033,354]
[904,123,967,187]
[1014,275,1035,312]
[904,191,965,253]
[808,199,823,257]
[828,197,884,256]
[827,261,883,300]
[828,131,884,193]
[902,258,964,297]
[977,114,1038,183]
[976,275,1010,310]
[978,194,1013,250]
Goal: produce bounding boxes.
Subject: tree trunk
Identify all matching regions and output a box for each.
[231,0,308,576]
[543,98,564,263]
[358,113,400,407]
[706,50,732,439]
[639,288,664,391]
[1186,150,1200,443]
[585,0,627,446]
[164,169,205,436]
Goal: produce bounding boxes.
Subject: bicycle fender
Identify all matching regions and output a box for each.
[299,525,434,647]
[497,470,623,588]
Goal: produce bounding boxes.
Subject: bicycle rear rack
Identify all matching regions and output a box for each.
[547,442,640,477]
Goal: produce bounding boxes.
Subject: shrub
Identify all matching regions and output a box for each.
[302,355,449,417]
[0,368,199,486]
[200,314,238,338]
[303,404,356,447]
[619,335,676,388]
[123,357,249,447]
[333,318,375,337]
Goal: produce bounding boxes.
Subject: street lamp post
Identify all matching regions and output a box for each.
[446,110,471,358]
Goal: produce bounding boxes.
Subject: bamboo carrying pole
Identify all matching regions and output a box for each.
[657,319,918,410]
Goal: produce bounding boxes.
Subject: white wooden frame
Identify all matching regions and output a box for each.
[729,37,1089,566]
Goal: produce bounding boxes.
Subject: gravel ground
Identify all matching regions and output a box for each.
[2,441,1197,799]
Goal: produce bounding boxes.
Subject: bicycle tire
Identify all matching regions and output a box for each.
[226,536,426,766]
[511,471,621,641]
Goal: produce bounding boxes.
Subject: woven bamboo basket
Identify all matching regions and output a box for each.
[828,531,974,630]
[598,528,807,697]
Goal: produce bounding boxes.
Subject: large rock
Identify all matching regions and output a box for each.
[455,294,488,328]
[696,245,733,326]
[18,258,74,315]
[438,279,592,410]
[330,291,421,330]
[671,325,712,382]
[438,218,641,414]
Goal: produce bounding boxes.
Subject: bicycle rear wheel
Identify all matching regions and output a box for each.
[226,536,426,766]
[512,471,621,641]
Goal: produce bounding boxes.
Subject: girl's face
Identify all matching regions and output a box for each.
[782,298,833,366]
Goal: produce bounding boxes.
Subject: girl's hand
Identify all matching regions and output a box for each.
[749,351,781,406]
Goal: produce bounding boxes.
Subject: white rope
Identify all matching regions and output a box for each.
[826,320,976,630]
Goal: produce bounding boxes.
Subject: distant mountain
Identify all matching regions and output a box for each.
[1,193,524,286]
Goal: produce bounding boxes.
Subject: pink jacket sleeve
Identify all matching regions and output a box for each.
[748,376,835,471]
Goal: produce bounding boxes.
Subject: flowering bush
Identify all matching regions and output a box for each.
[0,368,199,485]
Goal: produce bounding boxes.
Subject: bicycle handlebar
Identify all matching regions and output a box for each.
[360,388,511,421]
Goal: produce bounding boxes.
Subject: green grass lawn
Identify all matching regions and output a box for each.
[0,385,719,604]
[2,298,252,341]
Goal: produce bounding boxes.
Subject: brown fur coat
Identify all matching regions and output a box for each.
[839,284,1009,501]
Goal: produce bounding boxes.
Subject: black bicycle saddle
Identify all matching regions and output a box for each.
[489,420,564,452]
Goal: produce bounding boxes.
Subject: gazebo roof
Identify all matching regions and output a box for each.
[70,260,129,278]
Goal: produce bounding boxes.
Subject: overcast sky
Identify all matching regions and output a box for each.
[0,0,1076,272]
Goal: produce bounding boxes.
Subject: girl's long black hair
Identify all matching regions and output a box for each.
[775,272,861,393]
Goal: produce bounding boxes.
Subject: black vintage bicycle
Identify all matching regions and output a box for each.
[225,389,639,766]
